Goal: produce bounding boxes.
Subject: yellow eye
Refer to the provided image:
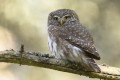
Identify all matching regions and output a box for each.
[64,15,71,20]
[53,16,58,20]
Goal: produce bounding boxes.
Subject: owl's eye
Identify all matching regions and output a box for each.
[64,15,71,20]
[53,16,59,20]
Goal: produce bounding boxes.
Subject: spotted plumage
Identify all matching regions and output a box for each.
[48,9,101,72]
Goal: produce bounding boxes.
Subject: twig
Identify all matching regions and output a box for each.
[19,44,24,65]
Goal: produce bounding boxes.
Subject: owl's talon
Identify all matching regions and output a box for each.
[41,54,55,58]
[41,54,49,58]
[49,54,55,58]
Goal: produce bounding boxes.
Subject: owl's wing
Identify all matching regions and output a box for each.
[65,37,100,60]
[62,25,100,60]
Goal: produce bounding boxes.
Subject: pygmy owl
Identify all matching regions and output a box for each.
[48,9,101,72]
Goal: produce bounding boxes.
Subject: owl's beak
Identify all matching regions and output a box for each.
[59,18,64,25]
[60,20,63,25]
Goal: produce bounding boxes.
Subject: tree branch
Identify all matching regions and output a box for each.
[0,48,120,80]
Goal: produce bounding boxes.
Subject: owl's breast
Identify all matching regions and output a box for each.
[48,35,84,61]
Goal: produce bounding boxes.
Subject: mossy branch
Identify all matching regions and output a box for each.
[0,46,120,80]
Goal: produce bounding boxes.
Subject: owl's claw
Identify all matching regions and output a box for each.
[41,54,55,58]
[49,54,55,58]
[41,54,49,57]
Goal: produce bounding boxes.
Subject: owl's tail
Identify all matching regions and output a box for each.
[87,58,101,72]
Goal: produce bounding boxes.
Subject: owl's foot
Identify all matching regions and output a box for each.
[41,54,55,58]
[48,54,55,58]
[41,54,49,57]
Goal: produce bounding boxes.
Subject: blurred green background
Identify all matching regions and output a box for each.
[0,0,120,80]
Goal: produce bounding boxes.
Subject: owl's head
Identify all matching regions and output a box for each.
[48,9,79,26]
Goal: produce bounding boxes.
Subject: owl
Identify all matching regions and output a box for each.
[48,9,101,72]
